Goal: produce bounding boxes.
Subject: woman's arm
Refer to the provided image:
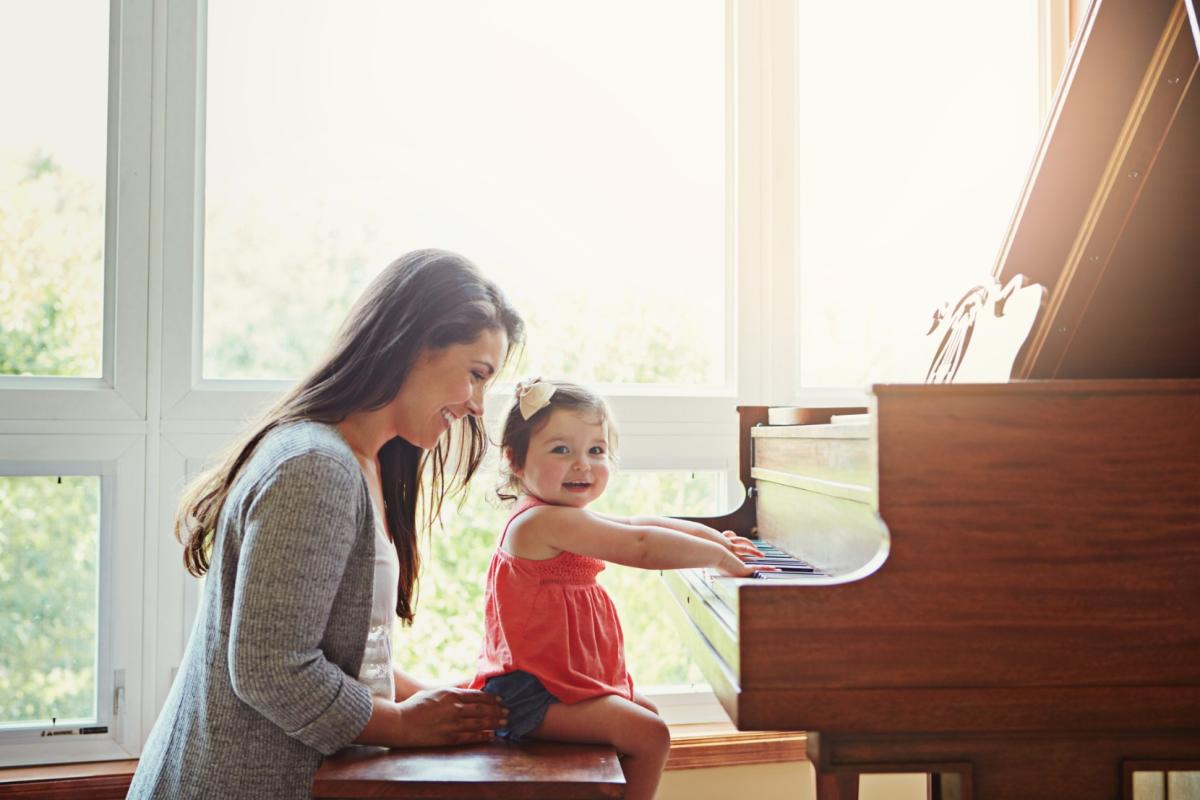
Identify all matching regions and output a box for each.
[227,452,376,755]
[519,506,756,576]
[230,451,507,751]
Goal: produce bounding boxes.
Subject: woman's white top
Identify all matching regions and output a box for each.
[357,503,399,699]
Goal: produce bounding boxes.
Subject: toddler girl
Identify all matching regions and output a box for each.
[469,379,768,800]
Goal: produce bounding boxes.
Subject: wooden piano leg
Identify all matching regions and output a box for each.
[815,770,859,800]
[809,731,1200,799]
[814,768,970,800]
[928,771,969,800]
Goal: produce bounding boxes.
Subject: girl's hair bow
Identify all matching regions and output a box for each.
[515,378,556,420]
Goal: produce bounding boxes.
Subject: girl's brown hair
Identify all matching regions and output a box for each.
[176,249,524,623]
[497,380,618,502]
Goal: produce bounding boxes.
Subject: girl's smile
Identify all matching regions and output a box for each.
[511,408,611,508]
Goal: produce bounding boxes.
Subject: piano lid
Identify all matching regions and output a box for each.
[994,0,1200,380]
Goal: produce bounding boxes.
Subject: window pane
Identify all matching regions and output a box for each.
[796,1,1041,388]
[204,2,726,386]
[0,3,108,378]
[395,469,724,690]
[0,476,100,728]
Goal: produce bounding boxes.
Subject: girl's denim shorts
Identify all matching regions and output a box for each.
[483,670,560,742]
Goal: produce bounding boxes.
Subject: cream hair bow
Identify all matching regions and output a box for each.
[516,378,556,420]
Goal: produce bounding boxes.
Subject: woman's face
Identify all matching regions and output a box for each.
[390,328,508,449]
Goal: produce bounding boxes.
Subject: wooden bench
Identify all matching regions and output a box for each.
[312,741,625,799]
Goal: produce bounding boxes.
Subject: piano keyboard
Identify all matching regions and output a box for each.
[743,539,828,579]
[677,539,834,620]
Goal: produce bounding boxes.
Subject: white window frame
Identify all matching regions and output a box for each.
[0,0,153,766]
[0,433,146,767]
[0,0,151,422]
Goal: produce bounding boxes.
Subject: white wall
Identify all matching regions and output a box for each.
[658,762,927,800]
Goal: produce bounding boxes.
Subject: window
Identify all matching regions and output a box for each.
[0,0,150,767]
[0,435,145,767]
[793,1,1046,393]
[202,1,727,389]
[0,477,101,728]
[0,2,108,379]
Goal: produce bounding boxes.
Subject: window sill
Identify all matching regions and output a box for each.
[0,728,807,792]
[0,759,137,798]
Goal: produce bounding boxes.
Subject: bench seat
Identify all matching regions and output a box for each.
[312,741,624,799]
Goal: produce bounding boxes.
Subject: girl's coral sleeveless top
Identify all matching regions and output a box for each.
[469,497,634,704]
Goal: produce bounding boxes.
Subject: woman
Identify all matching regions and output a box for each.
[129,249,523,799]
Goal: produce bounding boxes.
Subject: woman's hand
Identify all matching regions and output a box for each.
[356,688,507,748]
[394,688,507,746]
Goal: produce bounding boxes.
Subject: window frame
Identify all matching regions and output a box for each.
[0,0,151,422]
[0,434,146,767]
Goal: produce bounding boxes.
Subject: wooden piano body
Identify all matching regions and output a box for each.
[663,0,1200,797]
[666,386,1200,798]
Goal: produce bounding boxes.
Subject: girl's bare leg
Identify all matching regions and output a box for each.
[392,668,430,701]
[533,695,670,800]
[632,690,659,715]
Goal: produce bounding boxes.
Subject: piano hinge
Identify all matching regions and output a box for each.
[749,423,762,499]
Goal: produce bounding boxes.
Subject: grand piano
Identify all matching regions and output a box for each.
[662,0,1200,797]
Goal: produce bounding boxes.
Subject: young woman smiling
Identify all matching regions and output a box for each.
[129,250,524,799]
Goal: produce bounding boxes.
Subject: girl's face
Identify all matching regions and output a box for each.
[512,408,610,508]
[388,328,508,450]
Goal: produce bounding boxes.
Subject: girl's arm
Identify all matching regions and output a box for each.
[594,512,764,560]
[518,506,756,576]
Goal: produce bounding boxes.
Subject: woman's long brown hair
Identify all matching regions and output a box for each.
[175,249,524,624]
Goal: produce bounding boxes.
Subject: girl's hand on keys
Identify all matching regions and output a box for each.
[721,530,765,560]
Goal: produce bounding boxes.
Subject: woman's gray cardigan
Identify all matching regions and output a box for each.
[129,422,378,799]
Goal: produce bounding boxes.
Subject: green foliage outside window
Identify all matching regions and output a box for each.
[1,151,105,724]
[0,476,100,726]
[0,153,103,378]
[201,198,722,386]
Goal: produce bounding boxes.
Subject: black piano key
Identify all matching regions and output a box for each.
[743,539,826,577]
